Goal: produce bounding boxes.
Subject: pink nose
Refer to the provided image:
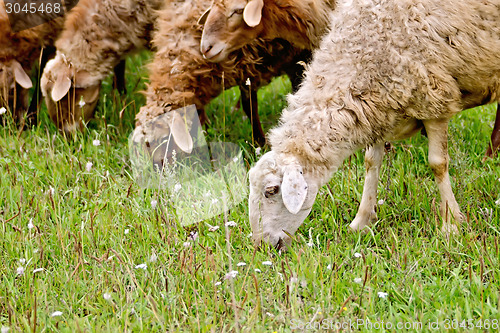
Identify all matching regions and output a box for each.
[200,40,213,56]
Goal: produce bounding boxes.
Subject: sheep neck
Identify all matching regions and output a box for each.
[262,0,334,50]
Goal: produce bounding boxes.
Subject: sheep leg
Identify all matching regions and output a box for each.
[240,85,266,146]
[113,60,127,94]
[350,143,385,231]
[484,102,500,159]
[423,118,463,234]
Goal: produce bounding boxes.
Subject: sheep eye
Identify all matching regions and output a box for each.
[264,185,280,198]
[229,8,244,17]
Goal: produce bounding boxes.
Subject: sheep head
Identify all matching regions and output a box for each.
[248,151,320,249]
[0,60,32,116]
[200,0,265,63]
[41,52,100,133]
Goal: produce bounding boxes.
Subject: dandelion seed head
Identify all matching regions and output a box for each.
[124,229,130,235]
[85,161,93,172]
[377,199,384,205]
[354,277,363,284]
[92,139,101,146]
[103,292,112,301]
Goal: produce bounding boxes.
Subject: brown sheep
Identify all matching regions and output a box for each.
[40,0,163,133]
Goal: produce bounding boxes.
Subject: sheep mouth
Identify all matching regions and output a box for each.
[202,44,227,63]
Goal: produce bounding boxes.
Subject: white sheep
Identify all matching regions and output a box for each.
[200,0,500,159]
[248,0,500,248]
[40,0,163,133]
[132,0,311,158]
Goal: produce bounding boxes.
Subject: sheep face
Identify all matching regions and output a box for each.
[200,0,264,62]
[249,151,319,249]
[41,54,100,133]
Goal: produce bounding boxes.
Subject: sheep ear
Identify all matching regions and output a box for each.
[170,111,193,153]
[12,61,33,89]
[51,73,72,102]
[281,165,308,214]
[198,6,211,25]
[243,0,264,27]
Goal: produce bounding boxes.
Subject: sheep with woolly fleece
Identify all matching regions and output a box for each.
[132,0,311,155]
[248,0,500,248]
[41,0,163,133]
[200,0,500,159]
[0,1,63,124]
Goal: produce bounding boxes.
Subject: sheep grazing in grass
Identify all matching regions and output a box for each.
[41,0,163,133]
[201,0,500,159]
[0,2,63,124]
[248,0,500,248]
[132,0,311,155]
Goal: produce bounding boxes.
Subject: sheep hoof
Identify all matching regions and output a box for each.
[349,211,377,232]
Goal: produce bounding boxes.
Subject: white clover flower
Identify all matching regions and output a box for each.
[208,225,220,232]
[214,281,222,286]
[245,78,251,86]
[189,231,198,241]
[225,221,237,227]
[1,326,10,333]
[378,199,385,205]
[262,261,272,266]
[211,198,219,205]
[496,198,500,206]
[225,270,238,280]
[33,268,44,273]
[255,147,261,156]
[0,107,7,115]
[135,263,147,270]
[51,311,63,317]
[48,187,55,196]
[307,242,314,247]
[92,139,100,146]
[354,277,363,284]
[354,252,362,258]
[16,266,25,275]
[103,292,112,301]
[183,242,191,248]
[28,219,34,229]
[85,161,93,172]
[124,229,130,235]
[377,291,388,299]
[254,268,262,273]
[150,199,158,209]
[236,262,247,267]
[19,258,26,264]
[149,252,158,263]
[290,276,298,284]
[174,183,182,192]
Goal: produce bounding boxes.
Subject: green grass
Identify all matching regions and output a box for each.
[1,52,499,332]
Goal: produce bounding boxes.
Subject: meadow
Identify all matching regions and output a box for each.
[0,52,499,332]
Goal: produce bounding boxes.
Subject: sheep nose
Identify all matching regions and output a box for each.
[200,40,213,56]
